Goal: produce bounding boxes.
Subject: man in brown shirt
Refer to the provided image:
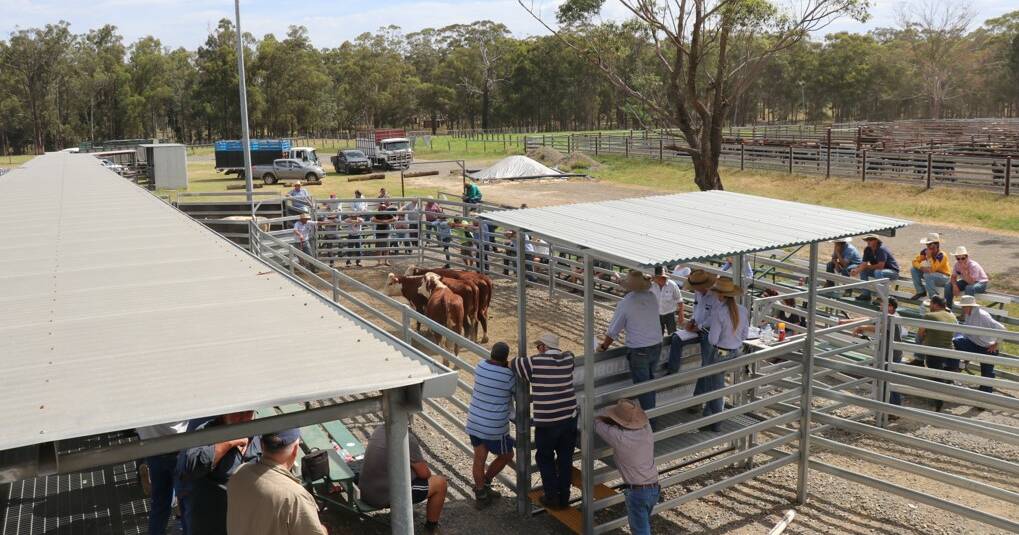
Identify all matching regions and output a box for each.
[226,429,327,535]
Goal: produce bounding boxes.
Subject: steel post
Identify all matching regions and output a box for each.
[514,229,532,515]
[384,389,414,535]
[874,281,890,428]
[796,243,819,503]
[1005,156,1012,196]
[581,253,596,534]
[233,0,254,210]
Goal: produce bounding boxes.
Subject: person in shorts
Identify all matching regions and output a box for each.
[465,342,517,507]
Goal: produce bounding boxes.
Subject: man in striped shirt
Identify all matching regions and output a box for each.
[512,333,577,510]
[466,342,517,507]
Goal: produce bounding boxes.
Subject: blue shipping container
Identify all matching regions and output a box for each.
[214,139,292,152]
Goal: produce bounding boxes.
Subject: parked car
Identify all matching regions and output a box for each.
[331,149,372,174]
[99,158,125,174]
[254,158,326,185]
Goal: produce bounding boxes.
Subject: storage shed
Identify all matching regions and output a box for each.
[140,143,188,189]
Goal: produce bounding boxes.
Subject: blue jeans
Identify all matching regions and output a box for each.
[624,486,660,535]
[859,269,899,299]
[953,336,998,393]
[703,346,743,418]
[534,418,577,507]
[910,268,949,298]
[146,453,180,535]
[826,261,859,277]
[691,334,714,397]
[667,332,708,374]
[627,344,661,411]
[945,279,987,309]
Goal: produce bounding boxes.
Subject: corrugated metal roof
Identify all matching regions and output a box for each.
[0,153,451,452]
[480,190,910,267]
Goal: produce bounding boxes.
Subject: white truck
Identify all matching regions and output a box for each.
[355,129,413,170]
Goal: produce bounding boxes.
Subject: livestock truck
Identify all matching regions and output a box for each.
[355,129,413,170]
[214,139,321,178]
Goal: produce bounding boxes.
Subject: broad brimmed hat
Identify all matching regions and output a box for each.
[920,232,942,245]
[625,270,652,292]
[710,277,741,298]
[684,269,717,291]
[601,399,649,430]
[536,333,560,350]
[958,295,981,308]
[952,246,969,257]
[294,181,303,186]
[862,234,881,242]
[299,213,310,220]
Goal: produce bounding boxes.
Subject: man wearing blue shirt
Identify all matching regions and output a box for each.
[852,234,900,301]
[826,237,862,276]
[599,271,663,412]
[466,342,516,507]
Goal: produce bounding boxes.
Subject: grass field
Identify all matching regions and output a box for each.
[2,154,36,166]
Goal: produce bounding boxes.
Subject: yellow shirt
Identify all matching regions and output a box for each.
[910,249,951,276]
[226,459,327,535]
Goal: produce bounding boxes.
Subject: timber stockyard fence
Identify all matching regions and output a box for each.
[524,132,1016,195]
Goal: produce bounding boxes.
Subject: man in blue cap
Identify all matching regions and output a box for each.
[227,428,327,535]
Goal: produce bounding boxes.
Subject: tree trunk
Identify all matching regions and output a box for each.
[481,85,490,131]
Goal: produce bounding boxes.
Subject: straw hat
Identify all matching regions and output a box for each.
[920,232,942,245]
[684,269,717,291]
[294,181,303,186]
[625,270,652,292]
[299,213,310,220]
[952,246,969,257]
[958,295,981,308]
[862,234,881,242]
[710,277,741,298]
[601,399,649,430]
[832,237,853,244]
[536,332,560,350]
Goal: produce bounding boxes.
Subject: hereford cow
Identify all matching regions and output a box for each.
[383,273,479,340]
[422,272,465,363]
[223,215,270,232]
[406,266,492,343]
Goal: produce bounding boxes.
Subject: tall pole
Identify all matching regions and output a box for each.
[797,243,819,503]
[234,0,254,210]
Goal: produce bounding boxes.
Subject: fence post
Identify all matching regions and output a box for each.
[788,146,794,174]
[625,135,629,157]
[825,128,832,178]
[1005,156,1012,196]
[926,152,933,189]
[331,269,340,303]
[861,149,867,182]
[740,141,745,171]
[659,137,664,161]
[595,133,600,156]
[288,248,296,275]
[568,135,572,154]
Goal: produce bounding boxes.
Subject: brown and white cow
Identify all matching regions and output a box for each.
[422,272,465,363]
[383,273,479,340]
[406,266,492,343]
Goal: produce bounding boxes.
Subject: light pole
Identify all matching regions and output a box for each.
[797,80,806,124]
[234,0,254,211]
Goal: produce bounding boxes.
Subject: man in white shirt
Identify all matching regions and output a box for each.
[650,265,683,335]
[599,270,663,412]
[293,213,317,258]
[136,421,189,535]
[953,296,1005,394]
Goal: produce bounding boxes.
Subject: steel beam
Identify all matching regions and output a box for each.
[385,389,414,535]
[796,243,818,503]
[581,253,596,535]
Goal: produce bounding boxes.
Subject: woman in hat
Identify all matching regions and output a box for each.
[946,246,989,309]
[826,237,861,276]
[909,233,951,301]
[594,399,658,535]
[701,277,749,431]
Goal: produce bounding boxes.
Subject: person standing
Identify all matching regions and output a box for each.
[594,400,659,535]
[512,333,577,510]
[371,206,397,266]
[953,296,1004,394]
[292,213,317,259]
[909,233,951,300]
[287,182,311,211]
[851,234,900,301]
[465,342,516,507]
[667,270,717,378]
[352,189,368,212]
[226,429,327,535]
[137,421,189,535]
[599,271,663,412]
[650,265,683,336]
[826,237,862,276]
[178,411,260,535]
[701,277,749,431]
[341,212,363,267]
[945,246,989,309]
[916,295,958,412]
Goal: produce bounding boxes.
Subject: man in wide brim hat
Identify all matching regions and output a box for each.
[623,269,652,292]
[592,398,659,534]
[953,294,1005,394]
[683,269,717,292]
[598,398,650,430]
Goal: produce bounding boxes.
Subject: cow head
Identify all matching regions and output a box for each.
[383,273,402,297]
[424,272,446,294]
[404,265,421,276]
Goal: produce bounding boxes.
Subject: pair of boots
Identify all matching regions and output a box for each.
[473,480,502,509]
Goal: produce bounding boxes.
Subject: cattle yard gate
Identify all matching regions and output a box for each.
[162,190,1019,535]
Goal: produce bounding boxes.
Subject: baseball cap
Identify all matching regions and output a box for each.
[261,428,301,452]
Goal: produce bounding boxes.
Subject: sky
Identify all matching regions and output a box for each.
[1,0,1015,49]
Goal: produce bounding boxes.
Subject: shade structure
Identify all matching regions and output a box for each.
[0,153,455,453]
[480,190,910,267]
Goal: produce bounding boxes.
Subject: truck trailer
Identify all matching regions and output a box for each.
[214,139,321,178]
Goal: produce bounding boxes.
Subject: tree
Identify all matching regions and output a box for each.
[0,22,74,153]
[523,0,868,190]
[896,1,974,119]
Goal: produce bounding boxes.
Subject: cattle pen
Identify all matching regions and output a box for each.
[242,190,1019,534]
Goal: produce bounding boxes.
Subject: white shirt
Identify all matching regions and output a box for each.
[964,308,1004,348]
[672,266,691,279]
[606,290,663,348]
[136,421,189,441]
[692,290,720,328]
[352,198,368,212]
[707,300,749,350]
[650,278,682,315]
[293,220,315,242]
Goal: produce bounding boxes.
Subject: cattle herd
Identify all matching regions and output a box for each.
[383,266,493,363]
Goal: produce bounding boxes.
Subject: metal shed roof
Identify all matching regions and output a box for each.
[0,153,453,453]
[480,190,910,267]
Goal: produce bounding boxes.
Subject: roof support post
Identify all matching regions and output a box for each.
[385,387,414,535]
[581,252,596,535]
[514,229,532,515]
[731,255,752,462]
[873,280,891,428]
[796,242,819,504]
